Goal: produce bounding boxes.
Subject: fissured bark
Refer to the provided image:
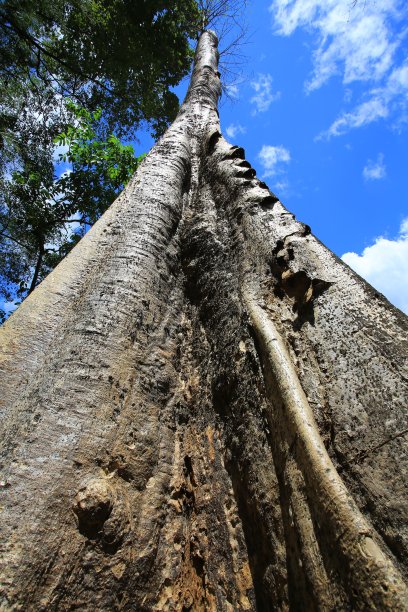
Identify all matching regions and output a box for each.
[0,31,407,610]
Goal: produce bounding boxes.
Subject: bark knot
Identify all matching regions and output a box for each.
[73,478,113,537]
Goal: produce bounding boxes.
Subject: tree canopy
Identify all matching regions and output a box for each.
[0,103,144,310]
[0,0,201,318]
[0,0,200,137]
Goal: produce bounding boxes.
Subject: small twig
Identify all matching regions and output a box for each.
[0,230,31,251]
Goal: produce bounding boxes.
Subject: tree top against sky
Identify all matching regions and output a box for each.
[0,0,407,316]
[0,0,204,318]
[178,0,408,313]
[0,0,201,137]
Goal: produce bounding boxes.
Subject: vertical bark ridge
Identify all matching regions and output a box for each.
[203,133,408,608]
[0,30,407,611]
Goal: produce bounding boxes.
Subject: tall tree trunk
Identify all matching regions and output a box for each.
[0,32,407,610]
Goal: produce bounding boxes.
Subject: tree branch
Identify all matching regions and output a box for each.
[0,230,31,251]
[28,243,44,295]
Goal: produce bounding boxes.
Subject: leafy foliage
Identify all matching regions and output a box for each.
[0,0,202,320]
[0,0,201,138]
[0,103,144,310]
[55,102,143,224]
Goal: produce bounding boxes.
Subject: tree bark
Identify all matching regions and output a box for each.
[0,31,407,610]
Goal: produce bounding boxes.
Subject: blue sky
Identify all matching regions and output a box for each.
[137,1,408,313]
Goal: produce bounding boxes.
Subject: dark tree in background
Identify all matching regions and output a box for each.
[0,31,407,610]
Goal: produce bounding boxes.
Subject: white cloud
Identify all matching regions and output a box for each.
[225,123,247,139]
[318,97,390,138]
[53,142,69,162]
[342,217,408,313]
[275,179,289,194]
[363,153,386,181]
[59,168,73,178]
[225,84,240,99]
[258,144,291,178]
[344,88,353,103]
[250,74,281,114]
[270,0,408,136]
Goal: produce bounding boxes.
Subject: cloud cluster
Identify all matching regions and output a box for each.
[321,60,408,138]
[251,74,281,114]
[342,218,408,314]
[225,123,246,139]
[225,84,240,99]
[258,144,291,179]
[363,153,386,181]
[270,0,408,136]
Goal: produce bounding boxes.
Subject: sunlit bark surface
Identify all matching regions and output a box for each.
[0,32,407,611]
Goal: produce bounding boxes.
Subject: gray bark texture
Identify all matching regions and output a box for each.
[0,31,408,611]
